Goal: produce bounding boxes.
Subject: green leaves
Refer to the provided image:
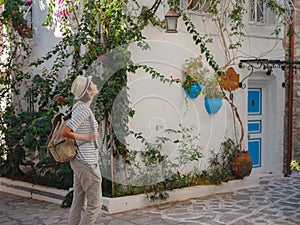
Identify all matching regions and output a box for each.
[182,13,220,74]
[291,160,300,172]
[138,64,181,84]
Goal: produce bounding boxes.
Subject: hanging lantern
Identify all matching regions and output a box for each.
[165,8,179,33]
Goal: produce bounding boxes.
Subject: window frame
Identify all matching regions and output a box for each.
[249,0,276,25]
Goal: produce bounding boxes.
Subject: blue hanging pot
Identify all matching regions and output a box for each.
[204,97,223,114]
[183,82,203,99]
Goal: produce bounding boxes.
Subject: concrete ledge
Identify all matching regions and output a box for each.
[0,177,69,205]
[0,175,260,214]
[103,175,259,214]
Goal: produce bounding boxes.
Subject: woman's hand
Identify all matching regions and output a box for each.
[87,131,99,140]
[61,125,99,141]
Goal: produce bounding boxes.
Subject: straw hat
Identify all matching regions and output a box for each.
[71,75,92,99]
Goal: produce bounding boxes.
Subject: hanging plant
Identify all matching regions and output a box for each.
[182,55,209,98]
[203,75,224,99]
[203,75,224,114]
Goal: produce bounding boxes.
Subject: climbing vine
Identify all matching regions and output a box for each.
[170,0,287,72]
[0,0,179,194]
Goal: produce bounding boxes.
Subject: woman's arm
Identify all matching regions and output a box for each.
[61,125,99,141]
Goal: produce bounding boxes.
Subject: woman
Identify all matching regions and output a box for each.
[61,75,102,225]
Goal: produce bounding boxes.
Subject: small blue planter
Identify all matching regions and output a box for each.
[183,83,203,99]
[204,97,223,114]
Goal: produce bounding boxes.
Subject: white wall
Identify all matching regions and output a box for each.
[126,3,285,175]
[126,35,236,173]
[31,0,67,76]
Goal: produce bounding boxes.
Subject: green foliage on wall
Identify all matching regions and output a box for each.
[0,0,288,198]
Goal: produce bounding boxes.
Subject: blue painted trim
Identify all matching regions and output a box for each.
[248,88,262,116]
[248,120,262,134]
[248,138,262,168]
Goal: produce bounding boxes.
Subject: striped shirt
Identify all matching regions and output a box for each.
[66,103,99,165]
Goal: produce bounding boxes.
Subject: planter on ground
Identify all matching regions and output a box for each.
[232,151,253,179]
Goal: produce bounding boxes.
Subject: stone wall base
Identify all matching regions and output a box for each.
[0,174,275,214]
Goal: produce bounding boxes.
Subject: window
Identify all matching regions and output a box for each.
[181,0,211,14]
[250,0,276,24]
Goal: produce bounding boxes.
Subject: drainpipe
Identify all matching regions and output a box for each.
[286,0,295,176]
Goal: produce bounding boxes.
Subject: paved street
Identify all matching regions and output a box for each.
[0,174,300,225]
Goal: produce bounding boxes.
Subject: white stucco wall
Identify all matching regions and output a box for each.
[28,1,285,175]
[126,2,285,175]
[31,0,68,76]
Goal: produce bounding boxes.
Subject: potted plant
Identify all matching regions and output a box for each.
[182,56,209,99]
[218,69,252,179]
[203,75,224,114]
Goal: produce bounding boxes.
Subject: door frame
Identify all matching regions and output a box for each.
[247,71,284,175]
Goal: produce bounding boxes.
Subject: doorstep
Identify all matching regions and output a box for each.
[0,175,261,214]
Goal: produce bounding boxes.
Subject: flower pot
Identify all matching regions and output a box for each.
[184,82,203,99]
[232,151,252,179]
[204,97,222,114]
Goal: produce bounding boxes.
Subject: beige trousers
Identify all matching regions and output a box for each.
[68,158,102,225]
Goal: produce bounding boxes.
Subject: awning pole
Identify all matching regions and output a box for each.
[286,0,295,176]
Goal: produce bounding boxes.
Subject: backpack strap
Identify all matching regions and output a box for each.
[88,109,99,149]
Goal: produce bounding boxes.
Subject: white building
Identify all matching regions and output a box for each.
[26,0,287,179]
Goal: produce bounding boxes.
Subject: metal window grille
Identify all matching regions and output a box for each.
[250,0,266,23]
[249,0,282,25]
[180,0,211,14]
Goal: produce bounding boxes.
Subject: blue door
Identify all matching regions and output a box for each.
[248,88,262,168]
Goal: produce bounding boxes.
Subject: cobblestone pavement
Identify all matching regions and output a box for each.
[0,174,300,225]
